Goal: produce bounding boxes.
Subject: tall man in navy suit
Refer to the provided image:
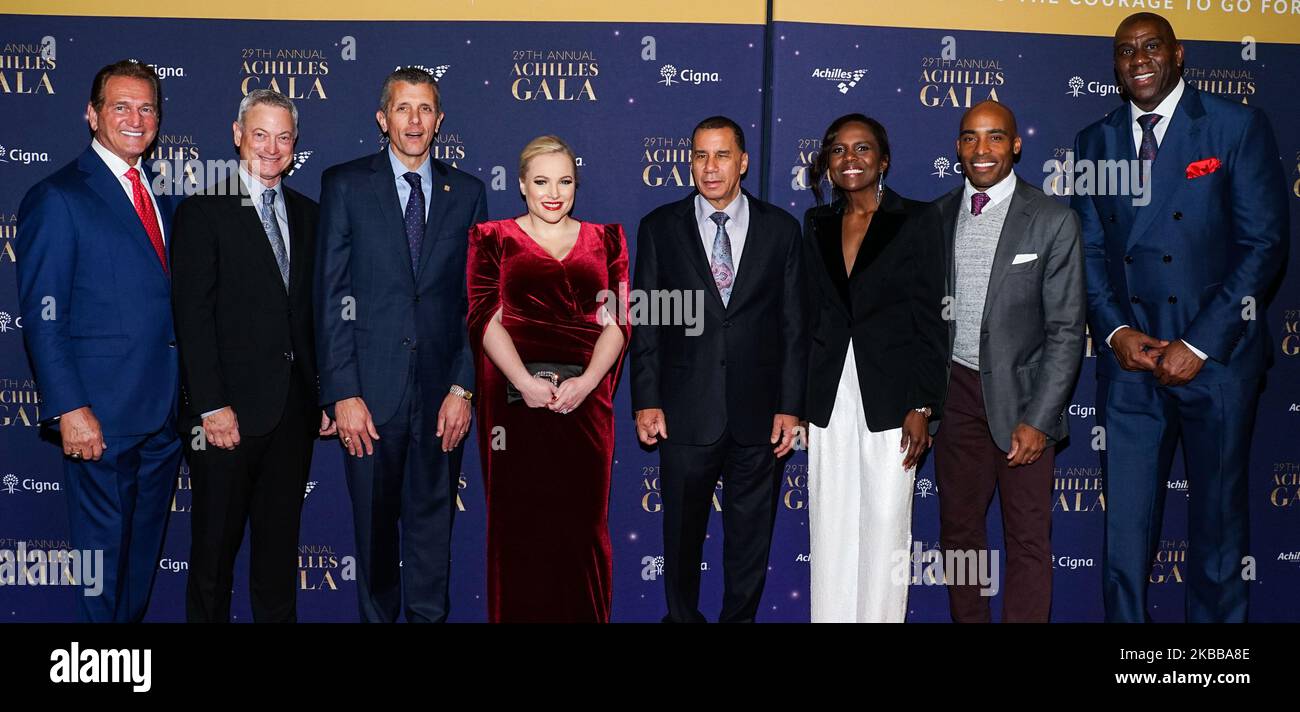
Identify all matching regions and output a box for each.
[1072,12,1289,622]
[315,67,487,622]
[16,60,182,622]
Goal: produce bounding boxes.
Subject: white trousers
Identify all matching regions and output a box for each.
[809,342,915,623]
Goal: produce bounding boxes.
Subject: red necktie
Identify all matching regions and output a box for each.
[124,167,168,274]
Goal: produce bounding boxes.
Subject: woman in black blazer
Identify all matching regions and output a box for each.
[803,114,948,622]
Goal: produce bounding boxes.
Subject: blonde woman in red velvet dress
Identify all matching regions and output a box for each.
[467,135,630,622]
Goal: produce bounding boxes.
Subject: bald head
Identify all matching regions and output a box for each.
[961,100,1018,139]
[1116,12,1178,44]
[957,100,1021,190]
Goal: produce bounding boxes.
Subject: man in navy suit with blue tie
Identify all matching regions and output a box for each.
[1072,13,1289,622]
[316,67,487,622]
[16,60,182,622]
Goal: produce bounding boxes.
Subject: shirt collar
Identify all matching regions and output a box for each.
[1129,77,1185,127]
[90,138,145,179]
[237,165,281,207]
[695,191,747,228]
[388,146,432,185]
[963,170,1017,207]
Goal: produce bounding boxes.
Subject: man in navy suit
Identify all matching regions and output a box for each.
[1072,12,1289,622]
[315,67,487,622]
[16,60,182,622]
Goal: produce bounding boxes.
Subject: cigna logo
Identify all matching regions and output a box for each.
[658,64,720,86]
[0,142,50,165]
[1066,75,1122,98]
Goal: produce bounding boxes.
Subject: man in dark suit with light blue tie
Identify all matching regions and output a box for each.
[16,60,181,622]
[315,67,487,622]
[1072,12,1289,622]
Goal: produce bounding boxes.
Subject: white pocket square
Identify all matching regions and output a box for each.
[1011,253,1038,265]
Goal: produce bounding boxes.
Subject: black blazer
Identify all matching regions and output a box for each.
[171,178,320,437]
[630,190,808,446]
[802,188,948,431]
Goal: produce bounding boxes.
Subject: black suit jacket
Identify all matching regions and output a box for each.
[802,188,948,431]
[171,178,320,437]
[630,190,808,446]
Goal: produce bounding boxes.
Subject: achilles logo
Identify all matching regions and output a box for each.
[49,642,152,692]
[402,64,449,80]
[288,150,312,176]
[812,67,867,94]
[1288,403,1299,412]
[1278,551,1300,562]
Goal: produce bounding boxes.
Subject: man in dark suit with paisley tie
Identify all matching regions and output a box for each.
[630,116,808,623]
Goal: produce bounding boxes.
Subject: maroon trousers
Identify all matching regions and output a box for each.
[934,363,1054,623]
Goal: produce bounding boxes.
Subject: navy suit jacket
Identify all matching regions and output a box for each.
[314,150,487,426]
[1072,85,1289,384]
[16,146,180,437]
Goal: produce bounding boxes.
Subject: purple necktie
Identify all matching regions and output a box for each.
[1137,113,1162,162]
[403,172,424,274]
[970,192,990,216]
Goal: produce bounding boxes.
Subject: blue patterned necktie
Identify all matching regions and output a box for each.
[709,211,734,307]
[261,188,289,289]
[1137,113,1162,162]
[403,172,425,274]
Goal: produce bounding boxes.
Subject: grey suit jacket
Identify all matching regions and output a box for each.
[935,176,1086,452]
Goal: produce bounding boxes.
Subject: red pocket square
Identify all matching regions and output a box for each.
[1186,157,1221,179]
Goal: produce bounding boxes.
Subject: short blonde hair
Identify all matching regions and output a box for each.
[518,135,577,181]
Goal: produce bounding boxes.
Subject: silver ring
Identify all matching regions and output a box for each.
[70,451,82,460]
[343,436,353,445]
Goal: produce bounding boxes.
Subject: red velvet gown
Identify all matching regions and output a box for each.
[467,218,630,622]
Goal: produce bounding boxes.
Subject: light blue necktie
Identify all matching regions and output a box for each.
[261,189,289,289]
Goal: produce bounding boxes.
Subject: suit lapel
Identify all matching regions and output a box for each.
[79,149,168,278]
[810,207,851,320]
[1128,89,1205,248]
[981,178,1034,326]
[726,193,771,310]
[416,162,451,283]
[368,151,416,289]
[284,187,311,299]
[677,195,724,310]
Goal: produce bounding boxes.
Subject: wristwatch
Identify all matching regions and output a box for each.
[913,406,932,418]
[450,384,473,402]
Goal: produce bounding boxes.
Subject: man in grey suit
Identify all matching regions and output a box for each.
[930,100,1086,622]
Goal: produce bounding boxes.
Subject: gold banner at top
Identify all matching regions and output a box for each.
[0,0,766,23]
[775,0,1300,45]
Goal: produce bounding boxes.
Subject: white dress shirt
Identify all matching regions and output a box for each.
[962,169,1017,212]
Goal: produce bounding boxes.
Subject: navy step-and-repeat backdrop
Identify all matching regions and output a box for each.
[1,0,1297,622]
